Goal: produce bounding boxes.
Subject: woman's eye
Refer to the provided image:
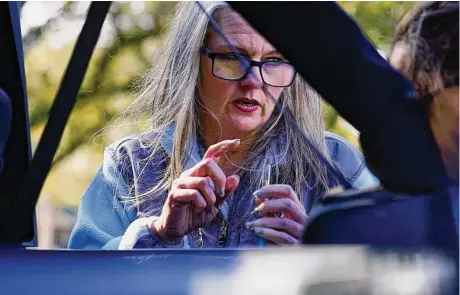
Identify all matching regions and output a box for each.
[265,57,283,62]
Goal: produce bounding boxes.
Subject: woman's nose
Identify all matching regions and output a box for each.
[240,67,264,89]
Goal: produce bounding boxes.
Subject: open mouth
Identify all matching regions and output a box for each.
[232,98,260,112]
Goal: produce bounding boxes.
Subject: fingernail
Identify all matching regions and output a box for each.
[209,180,215,190]
[253,190,262,198]
[234,175,240,182]
[253,228,263,235]
[220,187,225,197]
[234,139,241,143]
[245,221,253,229]
[250,207,259,216]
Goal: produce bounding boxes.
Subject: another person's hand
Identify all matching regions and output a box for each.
[152,139,241,243]
[246,184,307,245]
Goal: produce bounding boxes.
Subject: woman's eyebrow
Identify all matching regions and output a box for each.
[213,43,282,58]
[214,44,251,55]
[264,50,282,57]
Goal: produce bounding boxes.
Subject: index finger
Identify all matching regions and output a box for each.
[253,184,302,205]
[203,139,240,162]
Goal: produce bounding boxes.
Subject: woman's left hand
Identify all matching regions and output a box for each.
[245,184,307,245]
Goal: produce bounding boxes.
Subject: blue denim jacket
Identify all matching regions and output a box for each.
[68,129,379,250]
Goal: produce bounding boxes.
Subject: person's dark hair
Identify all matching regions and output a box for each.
[391,1,459,96]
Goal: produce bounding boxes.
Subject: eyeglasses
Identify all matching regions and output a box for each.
[202,47,296,87]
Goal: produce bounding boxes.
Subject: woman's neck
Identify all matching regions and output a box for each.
[198,125,257,175]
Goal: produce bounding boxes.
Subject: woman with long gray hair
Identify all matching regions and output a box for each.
[69,2,378,250]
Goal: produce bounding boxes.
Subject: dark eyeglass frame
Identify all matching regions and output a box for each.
[202,47,296,87]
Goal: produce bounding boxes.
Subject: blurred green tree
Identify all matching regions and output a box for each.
[24,1,178,205]
[339,1,416,52]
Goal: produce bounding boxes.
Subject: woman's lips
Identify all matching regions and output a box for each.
[232,101,259,112]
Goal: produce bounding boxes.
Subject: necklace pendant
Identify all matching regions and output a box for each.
[217,219,228,248]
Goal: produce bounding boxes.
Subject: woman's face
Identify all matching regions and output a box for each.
[199,7,288,141]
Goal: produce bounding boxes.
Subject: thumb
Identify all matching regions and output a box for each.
[215,175,240,208]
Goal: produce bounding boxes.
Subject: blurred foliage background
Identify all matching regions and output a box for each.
[20,1,415,246]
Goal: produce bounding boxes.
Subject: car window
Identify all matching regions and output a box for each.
[21,1,416,249]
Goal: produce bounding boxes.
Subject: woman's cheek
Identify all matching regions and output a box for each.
[203,82,228,112]
[264,88,284,111]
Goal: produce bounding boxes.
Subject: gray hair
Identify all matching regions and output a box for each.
[119,1,331,216]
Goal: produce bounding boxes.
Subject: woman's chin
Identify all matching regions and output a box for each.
[226,119,264,135]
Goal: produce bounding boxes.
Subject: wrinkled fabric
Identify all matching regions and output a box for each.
[69,128,379,250]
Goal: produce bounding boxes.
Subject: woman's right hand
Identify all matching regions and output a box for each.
[152,139,241,243]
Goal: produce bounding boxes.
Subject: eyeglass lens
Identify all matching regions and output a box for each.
[212,55,295,86]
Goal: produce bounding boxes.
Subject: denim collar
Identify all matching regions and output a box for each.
[159,123,299,178]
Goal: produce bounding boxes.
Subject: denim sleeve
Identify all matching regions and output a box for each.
[68,147,137,250]
[68,145,189,250]
[351,163,380,189]
[118,216,190,250]
[325,132,380,189]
